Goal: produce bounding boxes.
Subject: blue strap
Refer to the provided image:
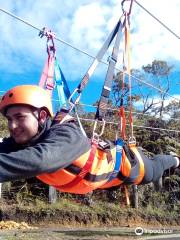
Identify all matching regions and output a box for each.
[108,139,124,182]
[57,85,67,107]
[54,58,86,136]
[54,58,71,108]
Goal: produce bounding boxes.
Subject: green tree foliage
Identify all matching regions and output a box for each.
[0,113,9,138]
[142,60,173,117]
[142,60,173,76]
[79,60,179,153]
[112,70,140,108]
[0,62,179,209]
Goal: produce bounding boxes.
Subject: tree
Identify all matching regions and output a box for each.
[163,100,180,119]
[131,69,160,116]
[112,71,140,108]
[0,113,9,138]
[142,60,173,118]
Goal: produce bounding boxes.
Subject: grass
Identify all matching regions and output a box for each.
[0,181,179,228]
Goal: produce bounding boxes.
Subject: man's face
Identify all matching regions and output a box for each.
[5,105,39,144]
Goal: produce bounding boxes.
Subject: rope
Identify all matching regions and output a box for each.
[0,7,179,102]
[134,0,180,40]
[0,8,97,60]
[79,117,180,133]
[0,92,179,121]
[77,102,180,122]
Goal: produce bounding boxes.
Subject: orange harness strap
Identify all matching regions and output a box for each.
[130,145,145,184]
[59,141,98,189]
[124,186,130,206]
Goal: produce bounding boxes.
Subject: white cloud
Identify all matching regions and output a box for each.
[134,94,180,120]
[70,3,106,50]
[128,0,180,68]
[0,0,179,81]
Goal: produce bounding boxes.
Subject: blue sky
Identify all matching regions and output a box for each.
[0,0,179,113]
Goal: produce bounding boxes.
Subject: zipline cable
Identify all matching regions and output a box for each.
[0,7,179,102]
[0,92,179,121]
[79,117,180,133]
[134,0,180,40]
[77,102,180,122]
[0,8,97,60]
[0,91,179,129]
[0,7,40,31]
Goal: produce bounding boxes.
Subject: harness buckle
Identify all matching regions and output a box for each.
[128,136,136,145]
[98,139,110,150]
[107,55,117,64]
[68,88,82,112]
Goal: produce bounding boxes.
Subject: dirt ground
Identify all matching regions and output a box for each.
[0,228,135,240]
[0,226,180,240]
[0,200,180,240]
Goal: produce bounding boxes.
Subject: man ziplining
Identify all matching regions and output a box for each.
[0,84,179,194]
[0,0,179,197]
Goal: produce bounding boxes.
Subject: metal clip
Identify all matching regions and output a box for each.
[39,27,56,56]
[107,55,117,64]
[47,39,56,56]
[92,119,106,143]
[128,136,136,145]
[39,27,55,39]
[121,0,134,16]
[68,88,82,112]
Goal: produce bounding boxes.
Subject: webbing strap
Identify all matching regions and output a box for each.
[119,53,127,140]
[46,55,55,95]
[54,58,71,107]
[59,142,98,189]
[77,19,122,93]
[108,139,123,182]
[39,58,48,88]
[95,19,124,120]
[54,58,86,136]
[55,58,71,99]
[119,105,126,140]
[39,27,56,96]
[75,111,87,137]
[39,55,55,96]
[68,18,124,112]
[124,13,134,140]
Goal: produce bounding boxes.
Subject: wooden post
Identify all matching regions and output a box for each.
[0,183,2,199]
[48,186,57,204]
[124,186,130,206]
[132,185,138,209]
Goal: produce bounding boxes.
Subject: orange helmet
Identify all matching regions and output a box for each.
[0,85,53,116]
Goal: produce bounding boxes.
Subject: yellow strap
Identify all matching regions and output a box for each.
[124,14,135,140]
[124,186,130,206]
[130,145,145,184]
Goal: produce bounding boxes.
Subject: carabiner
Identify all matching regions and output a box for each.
[39,27,55,39]
[121,0,134,16]
[39,27,56,57]
[68,88,82,112]
[128,136,136,145]
[47,37,56,57]
[92,119,106,142]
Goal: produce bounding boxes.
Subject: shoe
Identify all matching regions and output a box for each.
[170,152,179,168]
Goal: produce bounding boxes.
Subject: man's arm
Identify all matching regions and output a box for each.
[0,123,91,182]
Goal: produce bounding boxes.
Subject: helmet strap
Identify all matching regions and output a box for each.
[32,108,48,132]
